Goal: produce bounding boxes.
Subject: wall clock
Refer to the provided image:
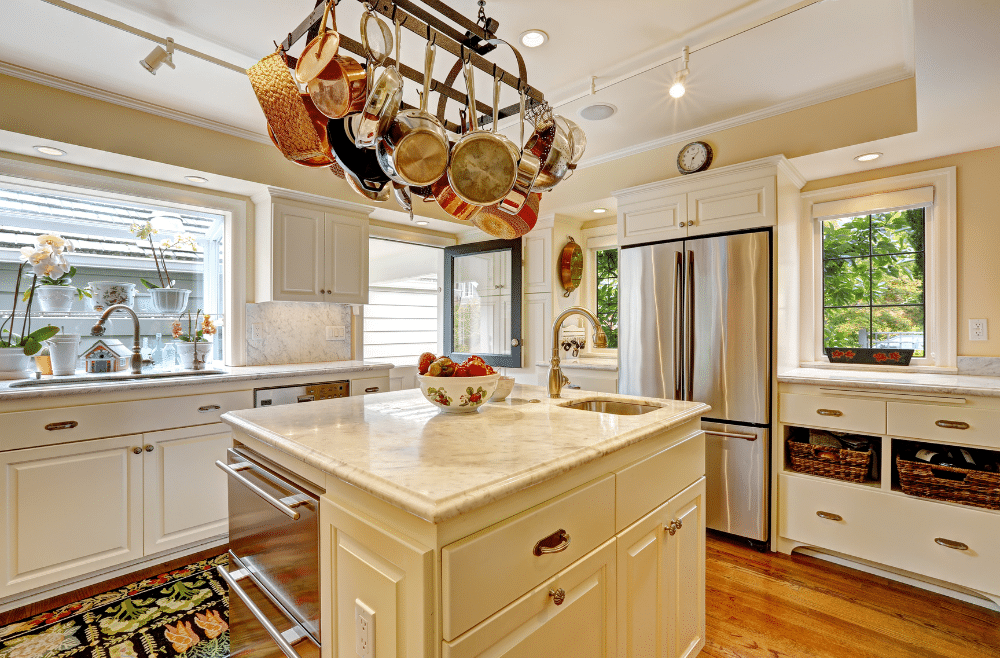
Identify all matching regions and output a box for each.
[677,141,713,175]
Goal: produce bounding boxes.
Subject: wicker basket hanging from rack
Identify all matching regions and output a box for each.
[248,50,329,162]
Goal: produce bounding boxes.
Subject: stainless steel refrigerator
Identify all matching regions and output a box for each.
[619,229,771,544]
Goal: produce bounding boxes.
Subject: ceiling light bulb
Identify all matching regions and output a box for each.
[855,152,882,162]
[415,220,430,226]
[141,37,176,75]
[669,80,686,98]
[520,30,548,48]
[34,146,66,156]
[670,46,690,99]
[593,208,608,214]
[185,176,209,184]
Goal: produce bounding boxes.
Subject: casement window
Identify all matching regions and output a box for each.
[594,247,619,349]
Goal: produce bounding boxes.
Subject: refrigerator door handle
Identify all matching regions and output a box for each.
[704,430,758,442]
[674,250,683,400]
[686,250,695,402]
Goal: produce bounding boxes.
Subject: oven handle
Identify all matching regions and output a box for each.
[216,564,311,658]
[216,460,304,521]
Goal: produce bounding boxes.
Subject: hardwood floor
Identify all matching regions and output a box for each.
[705,532,1000,658]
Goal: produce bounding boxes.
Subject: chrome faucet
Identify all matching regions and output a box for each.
[91,304,143,375]
[548,306,608,398]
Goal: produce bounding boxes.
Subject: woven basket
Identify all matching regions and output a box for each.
[248,51,328,162]
[787,439,874,483]
[896,456,1000,510]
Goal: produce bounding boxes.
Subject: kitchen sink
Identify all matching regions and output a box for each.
[559,400,660,415]
[8,370,225,388]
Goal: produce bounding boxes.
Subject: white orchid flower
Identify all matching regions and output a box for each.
[36,234,69,251]
[19,244,53,265]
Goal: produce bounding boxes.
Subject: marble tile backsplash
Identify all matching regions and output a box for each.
[245,302,352,366]
[957,356,1000,377]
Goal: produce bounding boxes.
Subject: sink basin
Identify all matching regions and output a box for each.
[559,400,660,415]
[8,370,225,388]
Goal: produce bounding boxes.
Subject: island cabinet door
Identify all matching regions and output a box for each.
[0,435,144,598]
[616,477,706,658]
[443,539,617,658]
[142,424,231,555]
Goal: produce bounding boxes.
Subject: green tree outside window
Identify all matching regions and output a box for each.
[596,248,619,349]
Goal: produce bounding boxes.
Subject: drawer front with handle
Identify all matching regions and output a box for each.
[887,402,1000,448]
[349,376,389,396]
[2,390,252,452]
[780,473,1000,595]
[441,474,615,641]
[780,393,886,435]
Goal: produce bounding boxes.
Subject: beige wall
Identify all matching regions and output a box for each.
[802,146,1000,357]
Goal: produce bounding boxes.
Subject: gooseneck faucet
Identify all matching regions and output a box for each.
[548,306,608,398]
[91,304,143,375]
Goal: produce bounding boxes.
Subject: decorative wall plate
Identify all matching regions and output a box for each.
[560,236,583,297]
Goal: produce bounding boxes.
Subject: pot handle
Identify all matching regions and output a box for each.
[483,39,528,145]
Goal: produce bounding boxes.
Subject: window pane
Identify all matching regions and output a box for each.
[823,257,870,307]
[873,306,925,357]
[870,209,924,255]
[595,248,618,349]
[871,254,923,305]
[824,307,869,349]
[822,216,870,260]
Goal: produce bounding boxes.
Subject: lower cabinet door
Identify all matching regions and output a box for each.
[617,477,706,658]
[443,539,617,658]
[143,424,231,555]
[0,434,144,598]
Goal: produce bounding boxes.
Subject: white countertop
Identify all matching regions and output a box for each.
[778,367,1000,398]
[223,385,708,523]
[0,361,393,401]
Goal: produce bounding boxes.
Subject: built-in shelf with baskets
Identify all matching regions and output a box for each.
[890,439,1000,511]
[783,424,882,487]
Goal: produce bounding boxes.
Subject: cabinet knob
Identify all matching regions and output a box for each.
[678,221,687,227]
[548,588,566,606]
[145,444,154,452]
[816,511,843,522]
[667,519,682,535]
[511,338,520,347]
[132,447,142,455]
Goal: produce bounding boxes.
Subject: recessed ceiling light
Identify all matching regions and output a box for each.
[185,176,209,184]
[593,208,608,214]
[415,220,430,226]
[578,102,617,121]
[520,30,548,48]
[855,152,882,162]
[34,146,66,156]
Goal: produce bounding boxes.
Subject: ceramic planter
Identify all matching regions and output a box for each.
[150,288,191,314]
[0,347,32,380]
[34,285,76,313]
[87,281,136,312]
[175,340,211,369]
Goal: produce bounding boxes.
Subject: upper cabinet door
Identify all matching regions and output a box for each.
[686,175,775,236]
[618,192,688,247]
[324,212,369,304]
[272,203,326,302]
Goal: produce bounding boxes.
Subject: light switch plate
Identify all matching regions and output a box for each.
[970,319,988,341]
[326,326,346,341]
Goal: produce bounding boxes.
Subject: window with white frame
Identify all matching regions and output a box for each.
[584,224,619,355]
[803,169,956,368]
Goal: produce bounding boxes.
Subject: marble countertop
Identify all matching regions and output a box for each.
[0,361,393,401]
[534,358,619,371]
[778,367,1000,398]
[223,385,709,523]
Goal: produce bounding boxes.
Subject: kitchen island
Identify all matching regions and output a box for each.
[222,385,710,658]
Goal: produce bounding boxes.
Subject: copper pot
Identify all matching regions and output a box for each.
[295,0,340,84]
[308,55,367,119]
[473,193,541,239]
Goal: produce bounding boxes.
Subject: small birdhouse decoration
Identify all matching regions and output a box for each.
[82,339,131,373]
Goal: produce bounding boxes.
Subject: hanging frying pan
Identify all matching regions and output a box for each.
[294,0,340,85]
[329,114,391,196]
[355,13,404,148]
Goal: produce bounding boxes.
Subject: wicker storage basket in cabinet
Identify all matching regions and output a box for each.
[786,440,874,483]
[896,456,1000,510]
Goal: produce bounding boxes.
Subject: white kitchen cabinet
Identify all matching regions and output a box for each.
[523,294,552,371]
[617,478,706,658]
[0,435,144,598]
[349,374,390,396]
[142,424,231,555]
[254,189,372,304]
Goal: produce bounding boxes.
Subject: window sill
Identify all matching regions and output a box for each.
[799,361,958,375]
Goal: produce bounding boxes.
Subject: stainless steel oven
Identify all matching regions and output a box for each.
[216,445,322,658]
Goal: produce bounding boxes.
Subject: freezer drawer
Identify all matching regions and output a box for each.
[703,423,769,541]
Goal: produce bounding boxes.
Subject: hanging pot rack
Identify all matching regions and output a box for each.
[277,0,545,134]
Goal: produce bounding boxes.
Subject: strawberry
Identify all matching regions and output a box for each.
[418,352,437,375]
[454,364,470,377]
[467,362,488,377]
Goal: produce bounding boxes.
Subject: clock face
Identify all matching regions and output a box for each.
[677,141,713,174]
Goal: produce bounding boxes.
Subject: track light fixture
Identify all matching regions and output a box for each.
[141,37,176,75]
[669,46,690,99]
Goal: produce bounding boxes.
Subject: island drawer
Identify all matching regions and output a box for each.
[887,402,1000,448]
[780,392,886,435]
[1,390,253,452]
[441,474,615,641]
[615,430,704,531]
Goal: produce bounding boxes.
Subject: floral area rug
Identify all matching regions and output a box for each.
[0,554,229,658]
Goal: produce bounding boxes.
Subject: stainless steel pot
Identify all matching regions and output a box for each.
[355,15,404,148]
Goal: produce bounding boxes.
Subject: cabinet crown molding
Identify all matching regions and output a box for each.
[613,155,804,202]
[251,186,373,219]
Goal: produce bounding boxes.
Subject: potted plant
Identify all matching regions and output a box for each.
[0,261,59,379]
[19,234,91,313]
[172,309,216,370]
[130,216,198,314]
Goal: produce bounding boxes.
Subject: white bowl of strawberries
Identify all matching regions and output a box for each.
[417,353,500,413]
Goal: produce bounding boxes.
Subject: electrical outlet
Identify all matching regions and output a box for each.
[970,319,989,341]
[326,326,346,341]
[355,600,374,658]
[251,323,263,341]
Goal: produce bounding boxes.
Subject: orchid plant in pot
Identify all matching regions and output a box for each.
[0,256,59,379]
[172,309,216,370]
[130,215,197,314]
[19,234,91,313]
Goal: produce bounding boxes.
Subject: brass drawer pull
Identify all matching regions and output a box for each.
[816,511,843,522]
[45,421,78,431]
[365,387,380,393]
[816,409,844,417]
[198,405,222,413]
[533,529,571,556]
[548,588,566,606]
[935,538,969,551]
[935,420,970,430]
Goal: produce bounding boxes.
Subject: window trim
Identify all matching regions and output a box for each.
[800,167,956,370]
[0,154,248,366]
[584,224,619,357]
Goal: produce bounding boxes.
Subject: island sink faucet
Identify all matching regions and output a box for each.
[91,304,144,375]
[548,306,608,398]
